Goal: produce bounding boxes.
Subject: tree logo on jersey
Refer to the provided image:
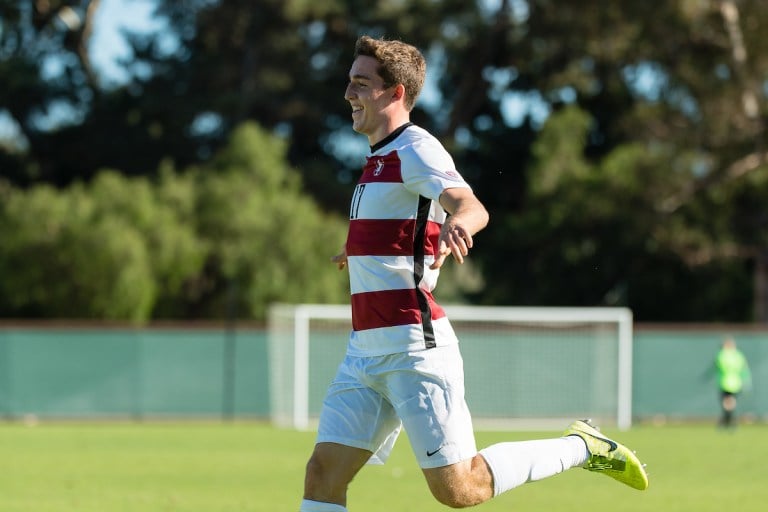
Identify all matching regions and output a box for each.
[373,159,385,176]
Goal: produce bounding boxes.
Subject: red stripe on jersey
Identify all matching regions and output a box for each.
[347,219,414,256]
[351,288,447,331]
[422,289,446,320]
[424,219,442,259]
[347,219,443,257]
[359,152,403,184]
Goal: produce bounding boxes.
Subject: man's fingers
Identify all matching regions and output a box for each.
[430,251,448,270]
[331,252,347,270]
[448,233,470,263]
[431,229,473,269]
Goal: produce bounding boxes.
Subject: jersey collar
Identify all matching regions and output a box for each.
[370,122,413,154]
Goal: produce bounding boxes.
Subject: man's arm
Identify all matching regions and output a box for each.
[430,187,489,270]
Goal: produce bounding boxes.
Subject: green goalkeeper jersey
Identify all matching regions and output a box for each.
[716,347,750,393]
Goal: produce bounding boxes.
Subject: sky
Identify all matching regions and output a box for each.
[90,0,166,86]
[0,0,161,146]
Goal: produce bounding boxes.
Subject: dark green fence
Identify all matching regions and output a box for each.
[0,323,765,423]
[0,326,269,420]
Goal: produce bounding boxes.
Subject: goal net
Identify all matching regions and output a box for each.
[267,304,633,431]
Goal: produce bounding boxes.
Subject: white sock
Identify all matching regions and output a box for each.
[299,499,348,512]
[479,436,588,496]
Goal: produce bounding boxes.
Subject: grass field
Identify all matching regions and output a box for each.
[0,421,765,511]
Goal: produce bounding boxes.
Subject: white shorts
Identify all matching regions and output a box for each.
[316,344,478,469]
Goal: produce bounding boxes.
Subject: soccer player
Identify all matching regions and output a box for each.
[715,337,751,428]
[299,35,649,512]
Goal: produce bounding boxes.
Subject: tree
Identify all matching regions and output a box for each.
[190,122,349,319]
[5,0,768,321]
[0,121,350,321]
[450,0,768,320]
[0,181,156,321]
[485,105,752,321]
[87,169,208,318]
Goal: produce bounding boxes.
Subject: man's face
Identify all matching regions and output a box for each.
[345,55,394,139]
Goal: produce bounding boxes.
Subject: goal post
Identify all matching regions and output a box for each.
[267,304,633,431]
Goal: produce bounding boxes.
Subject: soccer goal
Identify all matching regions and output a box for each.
[267,304,633,431]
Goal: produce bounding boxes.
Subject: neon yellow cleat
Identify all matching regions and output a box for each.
[564,419,649,491]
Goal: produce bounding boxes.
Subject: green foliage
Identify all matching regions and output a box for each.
[487,105,754,320]
[87,170,208,318]
[0,184,155,321]
[0,122,349,322]
[529,105,593,198]
[193,122,349,319]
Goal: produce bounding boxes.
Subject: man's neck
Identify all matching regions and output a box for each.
[370,122,413,153]
[368,113,411,146]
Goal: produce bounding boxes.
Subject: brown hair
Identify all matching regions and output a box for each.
[354,35,426,111]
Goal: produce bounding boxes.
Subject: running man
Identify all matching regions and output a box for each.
[299,35,648,512]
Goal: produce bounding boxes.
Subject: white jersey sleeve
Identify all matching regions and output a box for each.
[397,136,471,201]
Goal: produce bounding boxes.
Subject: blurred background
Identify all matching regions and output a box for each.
[1,0,767,423]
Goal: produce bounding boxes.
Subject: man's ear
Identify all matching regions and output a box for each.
[392,83,406,102]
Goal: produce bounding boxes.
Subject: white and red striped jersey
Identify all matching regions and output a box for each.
[345,124,471,357]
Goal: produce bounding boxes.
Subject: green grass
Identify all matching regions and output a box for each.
[0,421,765,511]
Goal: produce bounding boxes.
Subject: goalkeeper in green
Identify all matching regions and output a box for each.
[715,337,751,428]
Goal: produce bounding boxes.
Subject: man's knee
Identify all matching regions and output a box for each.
[429,486,467,508]
[424,457,493,508]
[428,483,483,509]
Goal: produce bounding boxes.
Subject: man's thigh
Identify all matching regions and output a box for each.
[317,355,402,459]
[381,345,478,469]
